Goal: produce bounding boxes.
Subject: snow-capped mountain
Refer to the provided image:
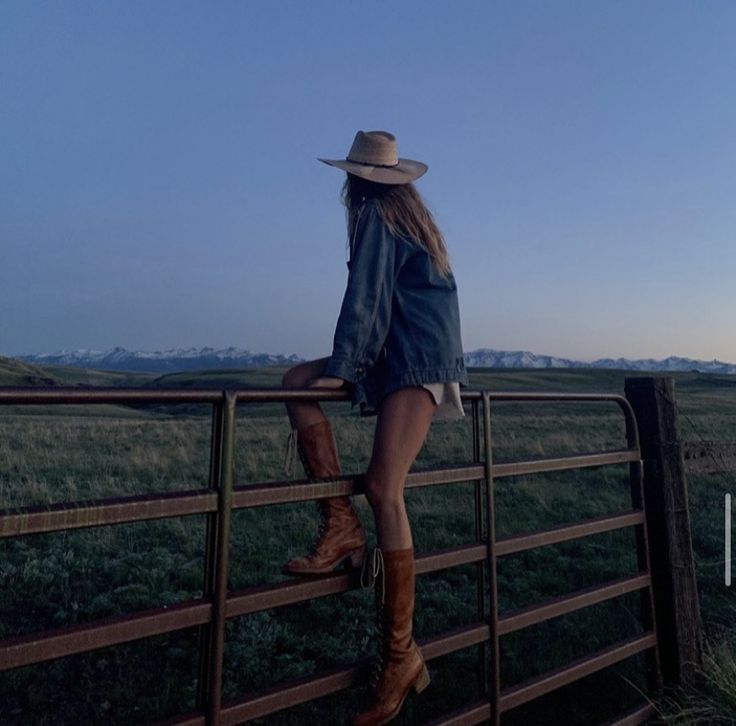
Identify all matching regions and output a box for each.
[13,346,736,374]
[463,349,736,374]
[16,346,304,373]
[587,355,736,373]
[463,349,579,369]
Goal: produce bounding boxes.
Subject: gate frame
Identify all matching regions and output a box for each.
[0,385,674,724]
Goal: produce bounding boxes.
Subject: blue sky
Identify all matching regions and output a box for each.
[2,1,735,362]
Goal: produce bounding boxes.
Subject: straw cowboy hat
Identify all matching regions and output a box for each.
[318,130,428,185]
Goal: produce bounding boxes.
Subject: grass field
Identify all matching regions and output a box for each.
[1,361,734,724]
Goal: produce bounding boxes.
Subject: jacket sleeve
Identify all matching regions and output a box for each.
[323,203,397,383]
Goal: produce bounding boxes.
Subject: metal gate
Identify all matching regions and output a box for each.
[0,387,662,724]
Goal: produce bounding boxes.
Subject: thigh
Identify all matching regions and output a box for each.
[367,387,437,487]
[282,357,330,388]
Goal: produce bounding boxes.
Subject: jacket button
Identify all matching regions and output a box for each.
[356,366,364,375]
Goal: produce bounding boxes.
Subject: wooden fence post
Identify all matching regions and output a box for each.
[624,376,704,687]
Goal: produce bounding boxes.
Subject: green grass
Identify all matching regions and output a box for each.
[0,355,158,388]
[0,355,60,387]
[649,620,736,724]
[0,360,734,724]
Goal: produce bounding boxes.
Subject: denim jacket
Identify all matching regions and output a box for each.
[323,200,468,413]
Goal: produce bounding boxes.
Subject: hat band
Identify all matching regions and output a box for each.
[346,156,399,169]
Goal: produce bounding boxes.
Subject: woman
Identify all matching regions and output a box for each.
[282,130,468,725]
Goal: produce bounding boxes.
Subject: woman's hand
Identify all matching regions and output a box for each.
[307,376,346,389]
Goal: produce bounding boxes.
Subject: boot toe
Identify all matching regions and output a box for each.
[282,556,312,575]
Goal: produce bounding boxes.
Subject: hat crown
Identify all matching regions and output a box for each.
[346,130,398,167]
[318,129,427,184]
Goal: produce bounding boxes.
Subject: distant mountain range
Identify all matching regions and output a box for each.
[15,346,303,373]
[463,349,736,373]
[13,346,736,374]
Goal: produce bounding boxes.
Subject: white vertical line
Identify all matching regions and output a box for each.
[727,494,732,588]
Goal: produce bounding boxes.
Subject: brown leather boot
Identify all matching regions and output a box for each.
[353,547,430,726]
[283,420,367,576]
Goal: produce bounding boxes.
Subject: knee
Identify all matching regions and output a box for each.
[363,471,404,512]
[282,362,312,389]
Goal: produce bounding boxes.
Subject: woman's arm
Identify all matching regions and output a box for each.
[323,203,397,384]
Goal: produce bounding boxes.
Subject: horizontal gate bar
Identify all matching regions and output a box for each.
[495,510,646,557]
[0,388,226,405]
[0,489,217,538]
[497,573,651,635]
[226,543,487,618]
[154,713,206,726]
[421,700,492,726]
[217,623,653,723]
[493,450,640,479]
[232,465,484,508]
[418,694,656,726]
[486,392,630,403]
[498,632,657,712]
[1,476,643,541]
[221,657,369,725]
[600,701,657,725]
[219,622,489,723]
[233,451,637,509]
[416,543,488,575]
[0,386,634,406]
[406,466,484,489]
[226,572,358,618]
[0,599,212,671]
[0,543,489,671]
[420,622,490,661]
[216,629,656,725]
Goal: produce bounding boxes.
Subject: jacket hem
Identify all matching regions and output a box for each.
[352,366,469,417]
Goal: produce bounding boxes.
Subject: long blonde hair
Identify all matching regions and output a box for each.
[341,173,452,276]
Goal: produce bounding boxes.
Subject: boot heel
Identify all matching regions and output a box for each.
[413,663,430,694]
[347,545,367,570]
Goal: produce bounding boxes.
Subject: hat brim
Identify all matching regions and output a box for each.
[317,157,427,184]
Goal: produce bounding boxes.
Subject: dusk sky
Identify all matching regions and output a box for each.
[2,1,735,362]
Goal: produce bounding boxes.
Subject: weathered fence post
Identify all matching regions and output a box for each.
[624,376,704,687]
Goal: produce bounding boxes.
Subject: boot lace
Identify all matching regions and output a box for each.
[284,429,298,478]
[284,429,319,480]
[360,547,387,691]
[359,546,384,595]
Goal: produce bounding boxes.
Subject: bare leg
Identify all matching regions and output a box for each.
[352,386,436,726]
[363,387,437,550]
[281,357,367,576]
[282,357,331,429]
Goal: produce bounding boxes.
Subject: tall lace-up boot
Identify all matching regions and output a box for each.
[283,420,367,576]
[353,546,430,726]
